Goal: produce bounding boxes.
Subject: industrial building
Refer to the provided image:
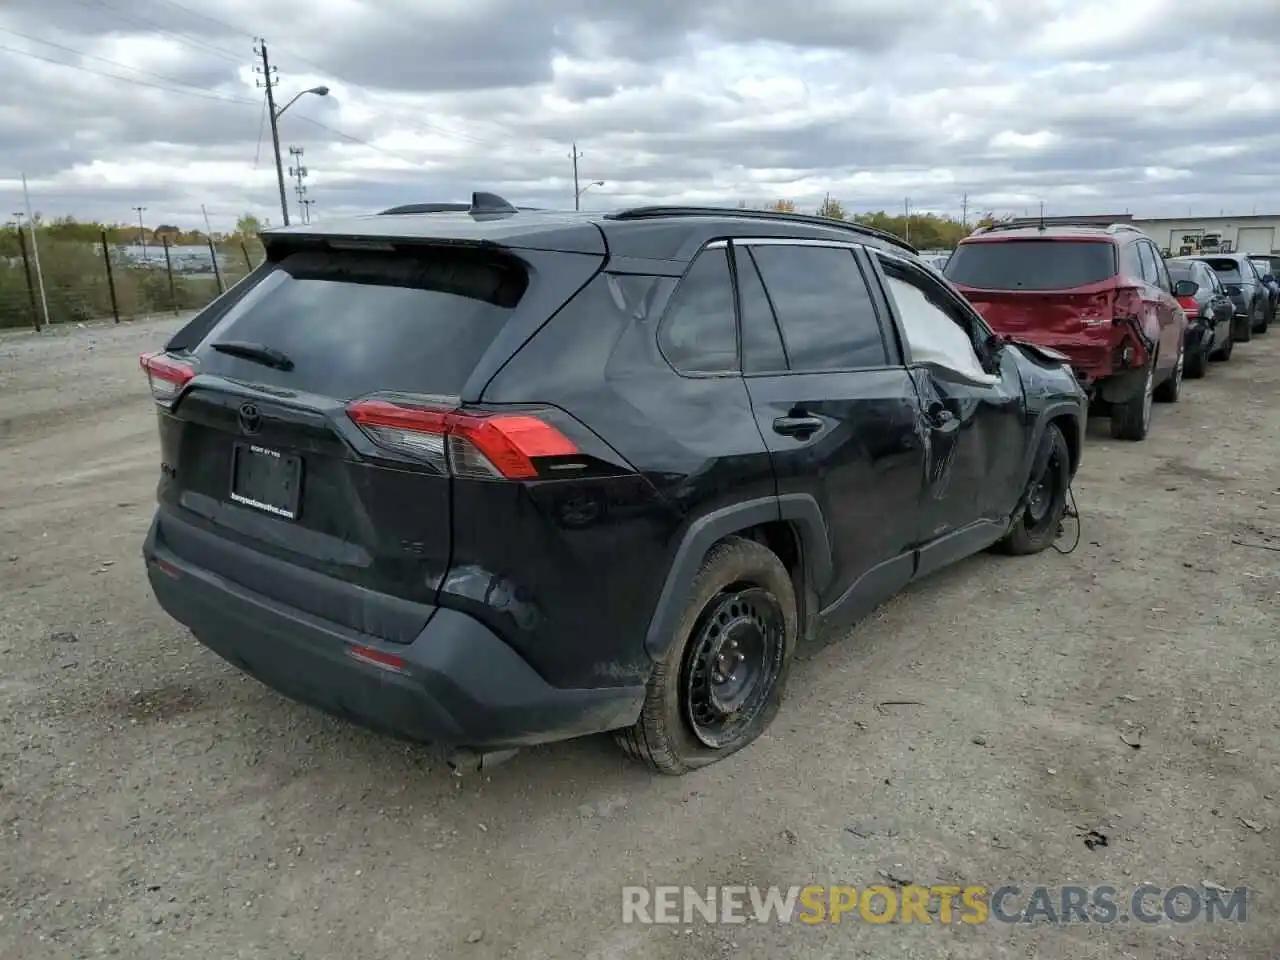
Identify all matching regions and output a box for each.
[1128,215,1280,257]
[997,212,1280,257]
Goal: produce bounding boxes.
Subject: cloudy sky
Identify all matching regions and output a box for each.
[1,0,1278,232]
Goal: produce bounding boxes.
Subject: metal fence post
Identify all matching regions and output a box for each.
[207,237,224,294]
[101,230,120,323]
[14,228,41,331]
[162,238,178,315]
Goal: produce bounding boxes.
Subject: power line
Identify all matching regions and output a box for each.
[0,25,240,98]
[0,40,259,105]
[0,35,403,164]
[73,0,245,65]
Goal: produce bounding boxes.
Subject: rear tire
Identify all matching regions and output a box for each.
[1235,315,1253,343]
[1211,328,1234,361]
[1110,361,1154,441]
[616,537,797,775]
[994,424,1070,556]
[1254,301,1269,334]
[1153,346,1183,403]
[1185,340,1208,378]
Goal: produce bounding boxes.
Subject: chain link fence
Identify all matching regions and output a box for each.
[0,232,266,332]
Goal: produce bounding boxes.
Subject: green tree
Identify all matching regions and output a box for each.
[816,196,846,220]
[235,213,263,238]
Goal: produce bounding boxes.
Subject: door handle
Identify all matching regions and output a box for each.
[772,415,823,438]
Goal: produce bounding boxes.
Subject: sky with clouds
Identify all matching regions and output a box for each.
[1,0,1278,232]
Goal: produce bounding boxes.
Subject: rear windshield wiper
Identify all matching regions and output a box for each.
[210,340,295,371]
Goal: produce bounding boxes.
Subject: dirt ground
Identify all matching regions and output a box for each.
[1,317,1276,960]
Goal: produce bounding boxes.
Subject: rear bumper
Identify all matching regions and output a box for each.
[142,514,645,750]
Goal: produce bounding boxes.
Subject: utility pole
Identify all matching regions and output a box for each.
[961,192,969,230]
[570,141,583,211]
[255,38,290,227]
[903,197,910,244]
[300,198,316,223]
[133,205,147,259]
[288,146,309,224]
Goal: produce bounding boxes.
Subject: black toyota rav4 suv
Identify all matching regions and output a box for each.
[141,195,1085,775]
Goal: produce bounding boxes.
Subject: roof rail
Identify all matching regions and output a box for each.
[606,205,919,255]
[377,192,522,219]
[969,219,1142,237]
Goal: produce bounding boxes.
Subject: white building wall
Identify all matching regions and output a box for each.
[1130,217,1280,255]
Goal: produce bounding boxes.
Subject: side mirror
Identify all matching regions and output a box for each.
[1172,279,1199,298]
[1224,283,1242,296]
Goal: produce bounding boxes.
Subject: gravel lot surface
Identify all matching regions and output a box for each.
[1,317,1276,959]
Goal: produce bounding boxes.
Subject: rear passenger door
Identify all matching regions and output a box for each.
[735,239,926,627]
[1136,240,1180,375]
[868,251,1028,575]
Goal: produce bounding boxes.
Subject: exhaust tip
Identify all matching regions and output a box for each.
[445,747,519,775]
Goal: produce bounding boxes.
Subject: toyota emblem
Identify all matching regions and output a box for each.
[238,402,262,435]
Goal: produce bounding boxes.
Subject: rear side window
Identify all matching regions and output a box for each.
[945,240,1117,290]
[658,248,738,374]
[747,245,888,371]
[1202,258,1244,282]
[733,246,788,374]
[1166,261,1194,282]
[191,248,526,399]
[1136,243,1160,286]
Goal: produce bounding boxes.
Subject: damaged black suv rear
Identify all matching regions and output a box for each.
[141,195,1085,775]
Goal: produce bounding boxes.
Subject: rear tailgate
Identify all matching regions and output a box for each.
[148,241,602,641]
[945,238,1119,372]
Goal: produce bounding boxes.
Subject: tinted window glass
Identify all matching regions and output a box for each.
[1167,261,1195,282]
[658,248,738,374]
[733,246,788,374]
[192,248,526,400]
[1151,246,1171,291]
[1119,242,1143,279]
[945,240,1117,290]
[1201,258,1244,282]
[747,245,888,371]
[1135,242,1159,285]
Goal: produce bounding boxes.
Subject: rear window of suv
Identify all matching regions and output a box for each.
[1201,258,1244,282]
[189,247,527,399]
[944,240,1117,291]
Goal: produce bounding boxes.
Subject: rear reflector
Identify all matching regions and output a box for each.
[347,397,578,480]
[139,351,194,405]
[348,644,407,672]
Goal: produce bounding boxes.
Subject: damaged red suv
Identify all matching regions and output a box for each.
[945,223,1186,441]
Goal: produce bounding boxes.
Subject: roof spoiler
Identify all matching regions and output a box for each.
[377,192,521,219]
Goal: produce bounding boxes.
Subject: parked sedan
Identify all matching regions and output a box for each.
[1167,258,1235,374]
[1186,253,1270,338]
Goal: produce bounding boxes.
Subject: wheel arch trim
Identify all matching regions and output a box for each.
[642,495,831,661]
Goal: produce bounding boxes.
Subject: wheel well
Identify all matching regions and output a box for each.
[1049,414,1080,475]
[716,520,808,633]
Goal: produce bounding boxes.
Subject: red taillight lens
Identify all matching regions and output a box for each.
[139,351,194,405]
[346,397,578,480]
[1176,295,1198,312]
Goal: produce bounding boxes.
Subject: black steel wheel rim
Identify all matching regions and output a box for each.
[1024,448,1063,531]
[682,586,785,749]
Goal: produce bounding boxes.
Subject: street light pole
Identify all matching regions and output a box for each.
[575,180,605,207]
[255,38,329,228]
